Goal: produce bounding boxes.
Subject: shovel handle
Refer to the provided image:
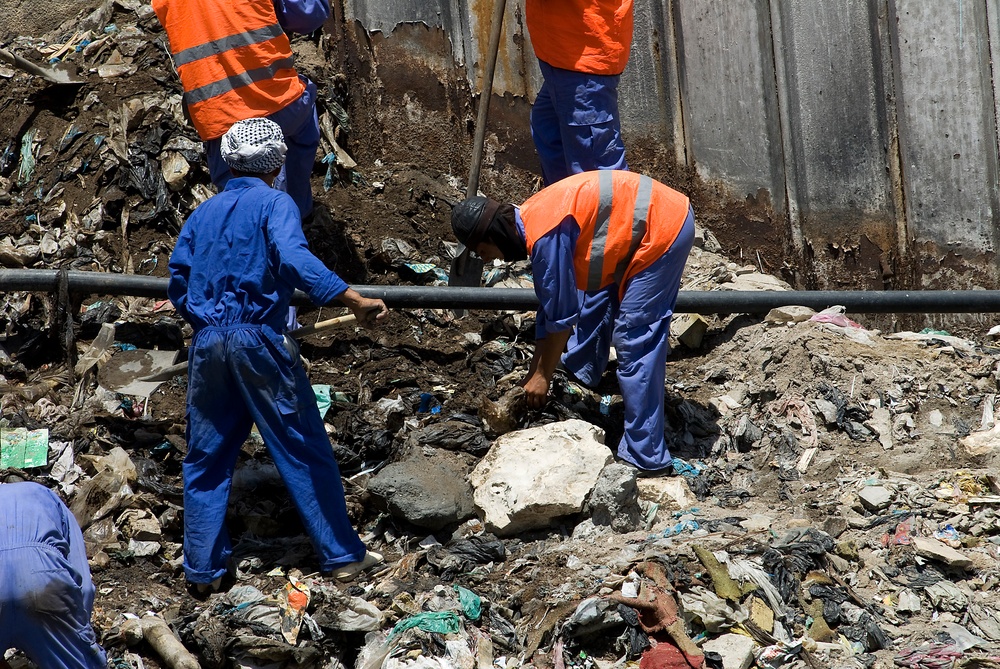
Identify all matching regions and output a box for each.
[287,313,357,338]
[136,314,359,382]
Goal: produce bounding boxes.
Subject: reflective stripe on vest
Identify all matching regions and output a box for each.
[184,55,296,105]
[172,23,285,67]
[586,171,653,291]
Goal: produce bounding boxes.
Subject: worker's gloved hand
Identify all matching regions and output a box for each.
[520,372,550,409]
[337,288,389,328]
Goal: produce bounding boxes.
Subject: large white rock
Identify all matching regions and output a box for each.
[470,419,612,536]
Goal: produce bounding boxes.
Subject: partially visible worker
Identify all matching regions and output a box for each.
[451,170,694,474]
[168,118,387,592]
[152,0,327,219]
[524,0,633,185]
[0,481,107,668]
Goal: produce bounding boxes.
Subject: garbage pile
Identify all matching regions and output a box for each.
[4,1,1000,668]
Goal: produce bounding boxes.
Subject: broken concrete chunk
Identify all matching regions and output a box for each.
[765,305,816,325]
[672,313,709,349]
[911,536,973,569]
[702,632,755,669]
[857,485,893,512]
[469,419,612,536]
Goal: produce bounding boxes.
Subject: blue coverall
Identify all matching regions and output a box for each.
[518,206,696,471]
[204,0,329,219]
[168,177,366,584]
[531,60,628,187]
[0,482,106,669]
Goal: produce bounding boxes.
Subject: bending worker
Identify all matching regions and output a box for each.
[168,118,386,592]
[153,0,327,218]
[525,0,633,185]
[0,482,107,668]
[452,170,694,474]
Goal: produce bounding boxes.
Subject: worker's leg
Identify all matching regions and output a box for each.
[2,548,106,669]
[613,209,696,471]
[531,63,568,186]
[613,317,671,470]
[536,60,627,184]
[561,286,616,387]
[182,329,254,583]
[230,329,367,570]
[268,77,320,219]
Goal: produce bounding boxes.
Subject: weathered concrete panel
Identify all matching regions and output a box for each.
[672,1,784,202]
[889,0,1000,278]
[771,0,897,288]
[618,0,683,158]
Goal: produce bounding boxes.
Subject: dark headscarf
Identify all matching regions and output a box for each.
[451,196,527,261]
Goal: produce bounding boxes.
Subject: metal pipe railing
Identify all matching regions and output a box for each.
[3,269,1000,314]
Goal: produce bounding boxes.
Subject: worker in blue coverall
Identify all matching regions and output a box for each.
[202,0,329,221]
[0,482,107,668]
[168,118,386,592]
[451,171,695,473]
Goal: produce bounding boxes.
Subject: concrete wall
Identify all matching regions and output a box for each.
[341,0,1000,291]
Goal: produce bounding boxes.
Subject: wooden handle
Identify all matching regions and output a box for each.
[287,313,357,338]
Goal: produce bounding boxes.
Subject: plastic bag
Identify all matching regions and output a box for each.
[389,611,460,638]
[453,585,482,621]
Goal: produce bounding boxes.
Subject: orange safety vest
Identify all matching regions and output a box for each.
[522,171,689,296]
[152,0,305,141]
[525,0,633,76]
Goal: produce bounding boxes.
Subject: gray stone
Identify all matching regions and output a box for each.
[858,485,894,512]
[822,516,849,538]
[470,419,612,536]
[586,463,641,533]
[812,399,840,425]
[912,536,973,569]
[369,448,476,530]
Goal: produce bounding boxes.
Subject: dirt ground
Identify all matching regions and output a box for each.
[2,3,1000,669]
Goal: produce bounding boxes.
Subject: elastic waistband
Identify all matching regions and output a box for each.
[197,323,266,334]
[0,541,62,555]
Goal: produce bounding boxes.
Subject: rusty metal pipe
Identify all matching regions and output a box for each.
[2,270,1000,314]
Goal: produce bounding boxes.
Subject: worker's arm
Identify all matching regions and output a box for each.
[167,223,195,322]
[521,218,580,408]
[273,0,330,35]
[267,195,387,326]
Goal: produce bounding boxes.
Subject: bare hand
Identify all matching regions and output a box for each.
[351,299,388,328]
[520,372,550,409]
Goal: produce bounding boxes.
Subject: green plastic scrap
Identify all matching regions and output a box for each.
[389,611,460,638]
[17,129,38,187]
[453,585,482,621]
[313,384,331,419]
[0,427,49,469]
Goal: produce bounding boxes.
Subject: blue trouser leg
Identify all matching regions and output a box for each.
[228,328,366,569]
[561,287,616,387]
[185,326,365,576]
[204,77,320,218]
[530,60,628,186]
[614,210,695,470]
[183,331,254,583]
[0,546,106,669]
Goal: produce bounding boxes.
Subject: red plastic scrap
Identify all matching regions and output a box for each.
[640,642,704,669]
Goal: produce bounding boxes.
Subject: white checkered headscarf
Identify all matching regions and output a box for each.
[220,118,287,174]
